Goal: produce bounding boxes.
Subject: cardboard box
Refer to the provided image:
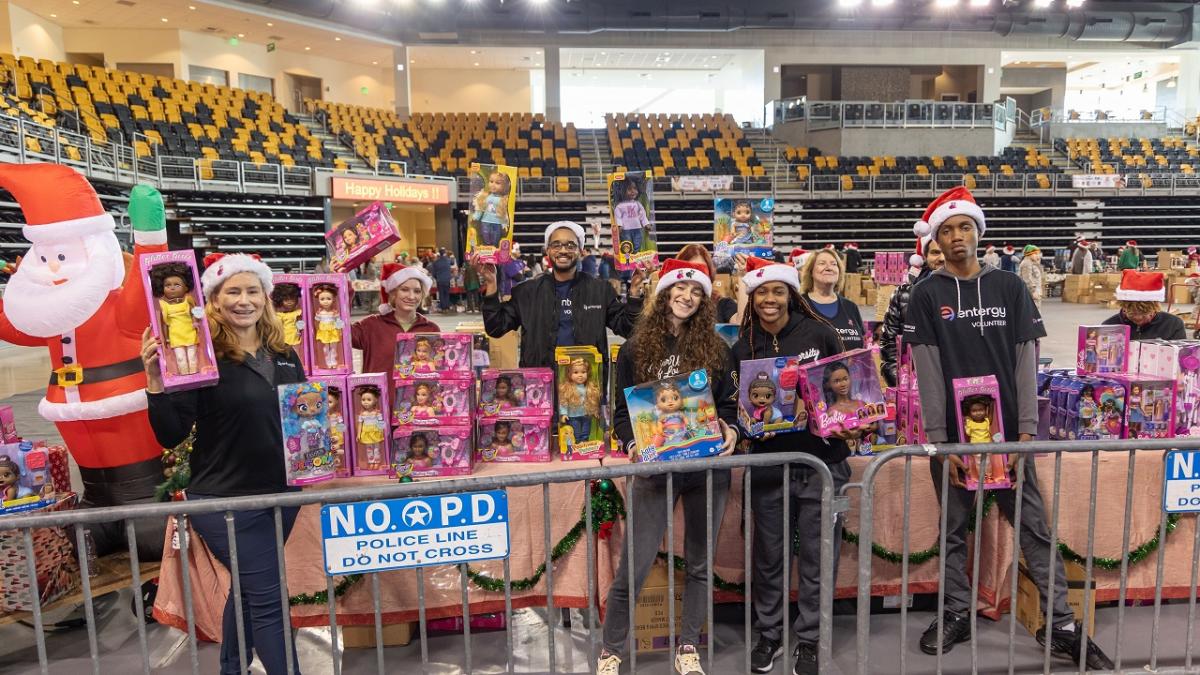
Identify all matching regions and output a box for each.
[457,321,519,370]
[342,623,413,648]
[1015,557,1095,638]
[713,273,732,297]
[633,562,709,652]
[874,285,897,319]
[1171,283,1193,305]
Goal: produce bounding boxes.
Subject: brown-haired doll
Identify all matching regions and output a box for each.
[150,262,202,375]
[271,283,304,356]
[0,454,20,501]
[312,283,343,369]
[558,357,601,443]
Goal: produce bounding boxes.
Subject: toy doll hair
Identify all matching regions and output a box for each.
[271,282,301,306]
[609,173,645,205]
[328,386,341,404]
[413,382,434,398]
[494,375,518,401]
[493,420,511,436]
[748,372,776,397]
[654,380,683,405]
[821,361,852,406]
[357,385,381,405]
[413,336,433,351]
[312,283,338,302]
[960,394,994,416]
[485,170,511,193]
[341,226,359,244]
[149,262,195,296]
[409,433,429,454]
[474,170,511,211]
[281,382,326,436]
[559,357,602,416]
[732,199,754,213]
[0,454,19,479]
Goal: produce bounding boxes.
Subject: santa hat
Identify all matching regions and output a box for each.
[655,259,712,296]
[1126,240,1138,247]
[200,253,273,299]
[1188,246,1197,255]
[0,163,115,244]
[1077,239,1090,247]
[1115,270,1165,302]
[1004,244,1015,254]
[845,242,858,250]
[543,221,585,248]
[985,244,996,252]
[912,186,986,240]
[378,262,431,314]
[909,236,933,268]
[788,247,811,269]
[743,256,801,294]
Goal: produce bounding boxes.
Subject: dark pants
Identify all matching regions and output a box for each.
[437,280,452,310]
[189,500,301,675]
[79,458,169,562]
[567,416,592,443]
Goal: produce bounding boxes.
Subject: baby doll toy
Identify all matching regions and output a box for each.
[653,381,691,447]
[406,432,436,469]
[748,373,783,425]
[151,262,205,375]
[727,200,760,246]
[0,454,20,502]
[624,370,722,462]
[355,385,388,472]
[312,283,344,370]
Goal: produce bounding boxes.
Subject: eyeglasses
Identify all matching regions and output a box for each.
[547,241,579,252]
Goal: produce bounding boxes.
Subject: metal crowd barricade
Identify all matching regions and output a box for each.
[851,438,1200,675]
[0,451,837,674]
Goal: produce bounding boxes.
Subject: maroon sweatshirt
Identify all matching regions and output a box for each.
[351,312,440,374]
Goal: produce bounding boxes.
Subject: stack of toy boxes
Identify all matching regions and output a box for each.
[476,368,554,462]
[392,333,474,478]
[894,337,927,446]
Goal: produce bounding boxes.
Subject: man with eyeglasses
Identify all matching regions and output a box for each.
[481,221,646,368]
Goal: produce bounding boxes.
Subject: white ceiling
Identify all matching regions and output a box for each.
[406,46,545,70]
[563,48,737,71]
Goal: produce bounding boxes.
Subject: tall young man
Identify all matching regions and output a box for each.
[903,187,1113,670]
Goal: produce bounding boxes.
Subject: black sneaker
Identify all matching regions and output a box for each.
[792,642,818,675]
[750,636,782,673]
[919,610,972,655]
[1036,622,1115,671]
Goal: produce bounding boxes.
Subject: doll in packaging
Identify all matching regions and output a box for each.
[737,356,802,437]
[622,370,722,462]
[798,348,887,438]
[555,347,607,459]
[0,453,19,502]
[278,382,336,486]
[312,283,345,370]
[393,426,473,478]
[714,197,774,262]
[607,171,658,270]
[325,381,351,477]
[479,368,553,417]
[1076,324,1129,376]
[952,376,1011,491]
[394,379,472,426]
[395,333,473,379]
[143,252,218,390]
[271,277,306,363]
[467,163,517,263]
[477,417,551,463]
[351,382,391,475]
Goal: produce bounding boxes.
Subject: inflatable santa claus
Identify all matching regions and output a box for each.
[0,163,168,559]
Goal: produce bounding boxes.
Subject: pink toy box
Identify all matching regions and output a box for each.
[348,374,391,476]
[737,356,803,437]
[326,201,400,273]
[393,425,473,478]
[395,332,473,380]
[1072,377,1126,441]
[476,417,551,463]
[555,346,608,460]
[797,348,887,438]
[277,382,337,486]
[952,375,1010,491]
[478,368,554,417]
[271,273,310,374]
[311,376,352,478]
[1076,324,1129,376]
[142,250,218,392]
[394,377,473,426]
[0,405,17,443]
[622,369,723,462]
[1110,374,1175,439]
[306,274,352,376]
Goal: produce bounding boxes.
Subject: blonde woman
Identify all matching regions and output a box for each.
[799,247,866,350]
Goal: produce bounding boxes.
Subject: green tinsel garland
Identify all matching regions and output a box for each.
[154,431,194,501]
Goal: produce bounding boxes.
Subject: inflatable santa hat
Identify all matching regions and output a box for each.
[378,262,431,313]
[655,258,712,296]
[912,186,986,240]
[1115,270,1166,302]
[743,256,801,293]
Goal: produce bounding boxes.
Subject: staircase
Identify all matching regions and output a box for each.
[1011,129,1078,173]
[743,128,792,183]
[295,113,375,173]
[577,128,610,195]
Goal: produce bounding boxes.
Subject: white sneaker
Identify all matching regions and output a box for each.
[675,644,705,675]
[597,650,622,675]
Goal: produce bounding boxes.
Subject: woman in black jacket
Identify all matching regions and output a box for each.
[799,247,866,350]
[597,259,739,675]
[142,253,305,675]
[734,258,856,675]
[880,237,944,386]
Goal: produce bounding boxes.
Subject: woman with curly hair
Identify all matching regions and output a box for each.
[597,259,740,675]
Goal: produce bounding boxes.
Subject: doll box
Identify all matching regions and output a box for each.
[1076,324,1129,376]
[141,250,219,392]
[466,163,518,265]
[478,368,554,417]
[272,273,312,374]
[797,348,888,438]
[623,369,723,462]
[277,382,337,487]
[306,274,353,376]
[0,405,15,443]
[326,201,400,273]
[1072,377,1126,441]
[951,375,1010,491]
[1173,344,1200,437]
[348,373,392,477]
[1109,374,1176,440]
[737,356,802,437]
[476,416,552,463]
[395,333,474,380]
[394,377,474,426]
[310,376,352,478]
[393,425,474,478]
[555,346,608,460]
[608,343,625,458]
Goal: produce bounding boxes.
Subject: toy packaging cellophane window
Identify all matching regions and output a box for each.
[392,426,473,478]
[478,368,553,417]
[306,274,352,376]
[395,333,473,380]
[277,382,336,486]
[142,250,218,392]
[348,374,391,476]
[1110,374,1175,439]
[466,163,518,264]
[555,346,607,460]
[622,369,723,462]
[797,348,887,438]
[951,375,1010,491]
[271,273,310,374]
[394,378,473,426]
[476,417,551,463]
[1076,324,1129,376]
[607,170,658,271]
[607,343,625,458]
[737,356,802,437]
[326,201,400,273]
[1071,376,1125,441]
[311,376,352,478]
[714,197,774,261]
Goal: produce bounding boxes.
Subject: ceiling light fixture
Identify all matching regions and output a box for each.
[238,33,245,37]
[838,0,863,7]
[72,0,79,4]
[1065,0,1086,6]
[473,62,480,66]
[161,17,169,22]
[335,36,342,41]
[934,0,959,7]
[188,5,196,9]
[372,60,378,65]
[305,46,311,51]
[1032,0,1052,7]
[50,13,57,17]
[870,0,894,6]
[969,0,990,7]
[267,22,274,26]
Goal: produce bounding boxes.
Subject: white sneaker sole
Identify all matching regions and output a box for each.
[751,646,783,673]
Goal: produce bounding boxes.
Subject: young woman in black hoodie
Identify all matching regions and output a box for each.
[734,258,855,675]
[598,259,740,675]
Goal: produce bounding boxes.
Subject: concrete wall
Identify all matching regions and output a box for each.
[840,66,911,102]
[62,28,183,78]
[771,122,1001,158]
[9,2,63,62]
[410,68,532,114]
[1000,67,1068,111]
[1049,121,1168,139]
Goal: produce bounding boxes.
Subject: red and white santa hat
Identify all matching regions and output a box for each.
[1004,244,1015,254]
[0,163,115,245]
[1126,240,1138,247]
[788,247,811,269]
[655,259,711,296]
[743,256,801,294]
[909,236,933,268]
[1188,246,1197,255]
[379,262,431,313]
[1115,270,1166,302]
[912,186,986,240]
[845,242,858,250]
[200,252,273,299]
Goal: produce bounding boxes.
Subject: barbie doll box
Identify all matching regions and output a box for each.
[348,373,392,477]
[394,378,473,426]
[738,356,803,437]
[623,370,723,462]
[395,332,473,380]
[306,274,353,376]
[478,368,554,417]
[797,348,888,438]
[141,250,218,392]
[392,425,474,478]
[1076,324,1129,376]
[476,416,552,463]
[277,382,337,487]
[951,375,1010,491]
[1109,374,1175,440]
[326,201,400,273]
[0,405,16,443]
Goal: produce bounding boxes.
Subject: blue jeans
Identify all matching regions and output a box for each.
[481,220,502,247]
[619,228,643,255]
[189,498,301,675]
[567,416,592,443]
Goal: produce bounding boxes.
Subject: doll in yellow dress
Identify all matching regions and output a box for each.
[151,262,203,375]
[356,386,386,470]
[962,395,1006,486]
[312,283,344,369]
[271,282,304,357]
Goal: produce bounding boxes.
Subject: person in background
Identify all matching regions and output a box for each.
[1187,246,1200,267]
[1069,239,1093,275]
[351,263,438,373]
[1102,270,1187,340]
[842,241,862,273]
[880,236,944,386]
[142,253,306,675]
[1000,244,1017,273]
[472,334,491,378]
[1119,240,1144,271]
[430,248,454,313]
[677,243,743,324]
[1018,244,1044,309]
[463,262,482,313]
[981,244,1000,269]
[800,247,865,350]
[580,246,600,277]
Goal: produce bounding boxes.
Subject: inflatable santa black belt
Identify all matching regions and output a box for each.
[49,357,143,386]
